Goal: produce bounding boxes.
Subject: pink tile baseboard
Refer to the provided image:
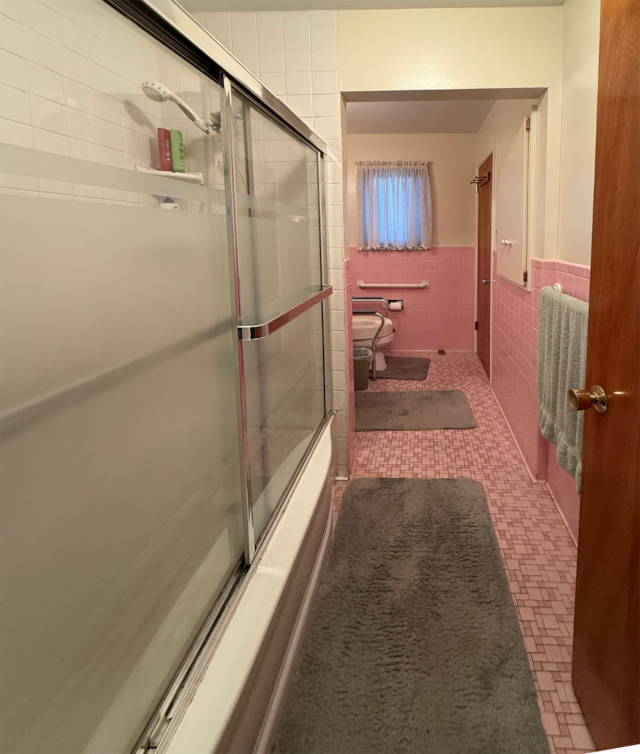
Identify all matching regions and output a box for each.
[492,255,589,543]
[348,246,475,353]
[546,445,580,546]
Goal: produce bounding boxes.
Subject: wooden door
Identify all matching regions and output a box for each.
[476,155,492,377]
[572,0,640,749]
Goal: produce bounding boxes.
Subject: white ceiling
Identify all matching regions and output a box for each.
[184,0,563,10]
[346,99,496,134]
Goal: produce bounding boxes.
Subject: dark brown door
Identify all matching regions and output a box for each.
[572,0,640,749]
[476,155,492,377]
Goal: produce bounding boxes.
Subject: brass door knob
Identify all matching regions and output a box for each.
[567,385,608,413]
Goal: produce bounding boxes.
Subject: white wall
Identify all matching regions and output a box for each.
[476,98,541,285]
[337,7,563,263]
[557,0,600,266]
[346,132,476,248]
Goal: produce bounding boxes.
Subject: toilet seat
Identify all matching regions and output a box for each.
[352,314,394,340]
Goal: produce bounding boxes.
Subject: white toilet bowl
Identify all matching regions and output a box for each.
[352,314,395,372]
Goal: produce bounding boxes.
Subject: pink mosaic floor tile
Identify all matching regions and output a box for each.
[332,352,594,754]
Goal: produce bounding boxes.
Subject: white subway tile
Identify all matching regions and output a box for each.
[0,15,64,75]
[312,116,339,141]
[311,71,338,96]
[328,204,343,228]
[258,49,285,73]
[230,12,256,27]
[0,83,31,125]
[285,71,311,96]
[0,172,38,191]
[232,48,259,75]
[97,118,122,151]
[0,0,60,43]
[329,226,343,248]
[310,25,336,49]
[284,48,311,72]
[65,79,96,115]
[257,24,284,50]
[260,72,285,98]
[327,183,342,207]
[31,95,68,134]
[284,25,309,50]
[311,47,337,72]
[313,94,339,118]
[256,12,283,27]
[69,137,99,162]
[95,93,122,125]
[206,22,231,50]
[231,25,257,50]
[283,12,310,26]
[33,127,68,155]
[204,12,231,33]
[0,50,30,92]
[284,95,312,119]
[29,64,66,105]
[309,11,336,26]
[68,108,98,143]
[0,117,33,147]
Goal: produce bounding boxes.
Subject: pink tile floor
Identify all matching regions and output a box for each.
[333,352,595,754]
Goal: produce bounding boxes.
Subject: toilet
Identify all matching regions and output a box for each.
[352,314,395,372]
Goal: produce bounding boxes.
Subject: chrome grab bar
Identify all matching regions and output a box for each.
[238,286,332,341]
[357,280,429,290]
[352,297,389,381]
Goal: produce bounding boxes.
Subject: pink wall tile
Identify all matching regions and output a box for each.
[348,246,475,353]
[492,255,590,538]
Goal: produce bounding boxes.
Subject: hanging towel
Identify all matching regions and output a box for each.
[537,286,589,493]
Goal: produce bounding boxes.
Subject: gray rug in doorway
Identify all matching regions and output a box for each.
[378,356,431,381]
[273,478,549,754]
[356,389,476,431]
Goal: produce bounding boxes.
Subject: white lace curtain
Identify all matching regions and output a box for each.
[356,161,432,250]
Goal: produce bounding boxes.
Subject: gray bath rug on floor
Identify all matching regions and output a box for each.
[274,478,550,754]
[378,356,431,381]
[356,389,476,431]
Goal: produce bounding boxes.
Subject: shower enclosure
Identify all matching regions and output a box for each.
[0,1,332,752]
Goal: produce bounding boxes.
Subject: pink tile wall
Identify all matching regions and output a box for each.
[492,255,590,544]
[348,247,475,352]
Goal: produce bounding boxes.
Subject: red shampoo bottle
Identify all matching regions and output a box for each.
[157,128,172,171]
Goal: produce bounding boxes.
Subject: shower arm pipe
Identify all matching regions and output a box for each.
[356,280,429,290]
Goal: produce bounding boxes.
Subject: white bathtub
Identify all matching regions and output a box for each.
[163,417,334,754]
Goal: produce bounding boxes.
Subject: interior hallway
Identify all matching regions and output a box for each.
[333,352,594,754]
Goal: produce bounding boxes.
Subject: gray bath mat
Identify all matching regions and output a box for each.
[379,356,431,381]
[356,389,476,431]
[274,478,549,754]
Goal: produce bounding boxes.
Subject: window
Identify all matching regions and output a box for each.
[357,161,432,250]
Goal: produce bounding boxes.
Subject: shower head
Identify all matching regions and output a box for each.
[141,81,216,135]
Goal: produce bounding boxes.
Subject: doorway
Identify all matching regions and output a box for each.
[476,154,493,377]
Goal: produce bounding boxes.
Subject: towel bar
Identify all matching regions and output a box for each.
[357,280,429,290]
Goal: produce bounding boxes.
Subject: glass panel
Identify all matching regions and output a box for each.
[229,90,326,540]
[231,92,322,318]
[0,3,244,753]
[244,304,326,537]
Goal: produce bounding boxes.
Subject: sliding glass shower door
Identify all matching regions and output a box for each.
[0,1,331,753]
[226,86,331,542]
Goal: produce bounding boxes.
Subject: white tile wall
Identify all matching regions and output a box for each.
[191,9,348,475]
[0,0,348,476]
[0,0,228,209]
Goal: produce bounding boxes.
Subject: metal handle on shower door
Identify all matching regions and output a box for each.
[482,279,492,285]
